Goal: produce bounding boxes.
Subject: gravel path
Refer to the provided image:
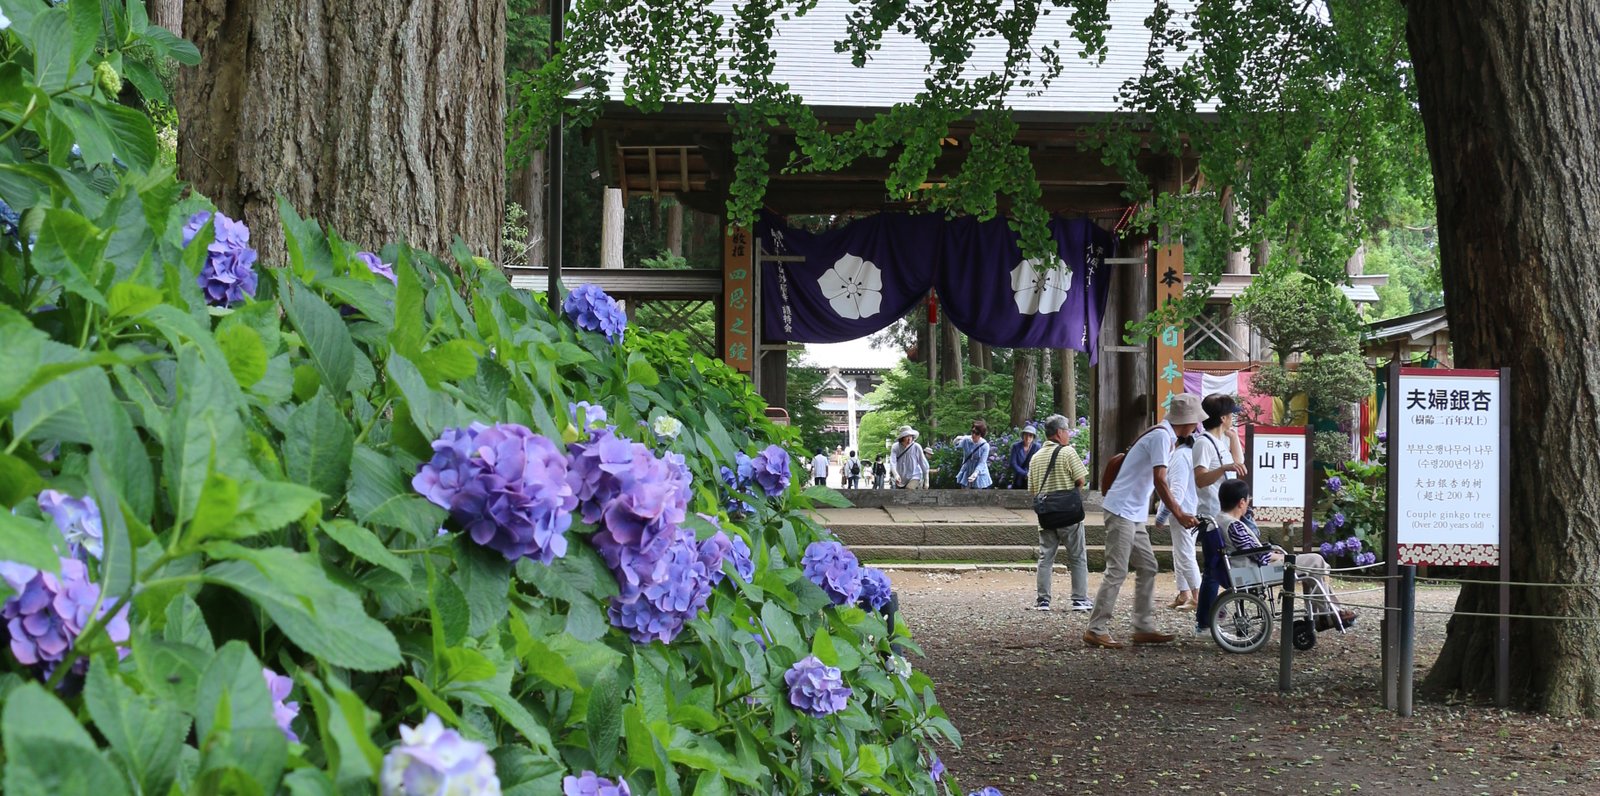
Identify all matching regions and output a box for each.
[890,569,1600,796]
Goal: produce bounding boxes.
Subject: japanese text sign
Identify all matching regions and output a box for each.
[1154,245,1184,420]
[1251,426,1307,522]
[1394,369,1503,566]
[723,226,755,373]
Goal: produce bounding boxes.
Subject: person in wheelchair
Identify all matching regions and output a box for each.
[1216,480,1357,631]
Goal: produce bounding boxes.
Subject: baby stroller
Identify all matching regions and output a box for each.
[1199,517,1348,654]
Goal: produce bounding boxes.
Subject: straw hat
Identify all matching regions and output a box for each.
[895,425,920,440]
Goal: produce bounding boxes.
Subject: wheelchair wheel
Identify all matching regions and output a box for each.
[1293,618,1317,651]
[1211,592,1272,654]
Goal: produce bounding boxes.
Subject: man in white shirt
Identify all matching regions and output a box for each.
[811,452,830,487]
[1084,393,1206,649]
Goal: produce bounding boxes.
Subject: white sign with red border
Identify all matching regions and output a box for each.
[1393,369,1502,566]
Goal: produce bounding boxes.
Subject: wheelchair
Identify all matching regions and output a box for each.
[1204,521,1350,654]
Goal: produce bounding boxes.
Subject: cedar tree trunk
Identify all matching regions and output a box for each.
[177,0,505,264]
[1407,0,1600,715]
[1010,349,1037,429]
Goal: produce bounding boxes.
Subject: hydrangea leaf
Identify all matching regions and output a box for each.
[216,323,268,388]
[195,642,286,792]
[347,445,445,541]
[586,665,626,773]
[281,277,357,396]
[490,747,565,796]
[1,682,130,796]
[84,662,189,796]
[283,391,354,498]
[319,520,410,581]
[0,511,63,574]
[455,540,512,636]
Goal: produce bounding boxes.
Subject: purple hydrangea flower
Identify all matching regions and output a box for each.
[2,557,130,678]
[1319,542,1335,557]
[802,540,863,606]
[37,490,102,560]
[784,655,851,717]
[969,789,1004,796]
[1332,540,1348,554]
[412,423,578,564]
[1376,430,1388,444]
[563,771,631,796]
[380,714,500,796]
[568,429,692,585]
[1331,512,1347,529]
[749,445,791,497]
[570,402,609,433]
[355,251,397,284]
[563,284,627,343]
[263,667,300,742]
[727,534,755,583]
[607,526,719,644]
[858,567,892,612]
[1346,535,1361,552]
[183,211,258,307]
[930,754,945,782]
[1361,552,1378,566]
[1326,476,1344,494]
[699,530,734,585]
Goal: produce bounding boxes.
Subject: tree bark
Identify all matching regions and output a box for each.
[940,318,964,386]
[1057,349,1077,420]
[150,0,183,36]
[1406,0,1600,715]
[666,201,683,258]
[524,149,545,265]
[177,0,505,265]
[1010,349,1037,428]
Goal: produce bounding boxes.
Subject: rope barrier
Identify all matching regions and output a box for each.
[1414,576,1600,589]
[1334,602,1600,622]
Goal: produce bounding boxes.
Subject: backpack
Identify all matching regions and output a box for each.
[850,459,861,476]
[1099,425,1164,492]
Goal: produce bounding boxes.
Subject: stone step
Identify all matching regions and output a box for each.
[838,488,1106,511]
[854,544,1177,569]
[833,523,1181,548]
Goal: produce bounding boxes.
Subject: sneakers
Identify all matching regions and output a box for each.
[1193,626,1211,637]
[1031,599,1052,612]
[1070,598,1094,612]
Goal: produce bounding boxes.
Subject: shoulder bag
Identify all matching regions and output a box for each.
[1033,445,1086,529]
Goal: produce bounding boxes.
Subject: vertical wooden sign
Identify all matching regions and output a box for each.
[723,226,755,373]
[1155,244,1186,420]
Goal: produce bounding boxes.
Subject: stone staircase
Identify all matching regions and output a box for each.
[823,488,1294,568]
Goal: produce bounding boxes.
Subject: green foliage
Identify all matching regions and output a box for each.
[1364,227,1442,321]
[1312,447,1387,566]
[0,21,958,796]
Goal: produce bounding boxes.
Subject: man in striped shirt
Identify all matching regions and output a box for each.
[1028,414,1092,612]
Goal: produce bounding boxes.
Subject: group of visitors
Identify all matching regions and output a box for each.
[1028,393,1357,648]
[809,447,887,489]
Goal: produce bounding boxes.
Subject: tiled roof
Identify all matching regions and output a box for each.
[589,0,1202,116]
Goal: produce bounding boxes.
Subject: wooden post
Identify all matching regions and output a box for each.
[721,226,755,375]
[1382,362,1401,711]
[1497,366,1511,708]
[1154,244,1186,420]
[601,187,625,269]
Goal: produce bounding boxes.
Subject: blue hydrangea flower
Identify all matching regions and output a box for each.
[568,429,692,586]
[1376,430,1388,444]
[784,655,850,717]
[380,713,501,796]
[263,667,300,742]
[1319,542,1335,557]
[1346,535,1361,552]
[802,540,863,605]
[1331,512,1347,529]
[720,453,758,514]
[0,197,19,240]
[749,445,791,497]
[562,284,627,343]
[1361,551,1378,566]
[37,490,102,560]
[1332,540,1348,554]
[2,557,130,679]
[699,529,733,585]
[412,423,578,564]
[570,401,609,435]
[929,754,945,782]
[727,534,755,583]
[608,526,719,644]
[1326,476,1344,494]
[858,567,892,612]
[356,251,397,284]
[563,770,631,796]
[969,788,1004,796]
[182,211,259,307]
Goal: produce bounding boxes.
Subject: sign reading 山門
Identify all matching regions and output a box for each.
[1393,368,1504,566]
[1249,426,1308,525]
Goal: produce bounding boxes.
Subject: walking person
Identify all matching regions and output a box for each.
[810,450,829,487]
[1155,434,1200,610]
[1028,415,1092,612]
[872,456,887,489]
[956,420,993,489]
[1008,426,1042,489]
[846,450,862,489]
[1192,394,1249,635]
[891,426,929,489]
[1083,393,1205,649]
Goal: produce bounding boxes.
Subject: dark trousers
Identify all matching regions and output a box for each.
[814,477,826,486]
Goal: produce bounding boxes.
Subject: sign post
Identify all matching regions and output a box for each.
[1385,366,1510,707]
[722,226,756,376]
[1154,245,1185,421]
[1246,426,1311,547]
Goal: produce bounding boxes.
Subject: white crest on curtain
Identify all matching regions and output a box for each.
[1010,257,1073,315]
[818,253,884,319]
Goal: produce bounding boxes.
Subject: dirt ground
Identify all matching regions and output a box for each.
[890,569,1600,796]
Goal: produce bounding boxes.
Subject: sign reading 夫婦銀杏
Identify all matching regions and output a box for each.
[1392,369,1504,566]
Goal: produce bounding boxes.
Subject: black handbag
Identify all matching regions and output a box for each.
[1033,445,1087,529]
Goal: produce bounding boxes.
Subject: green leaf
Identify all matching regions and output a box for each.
[348,446,446,540]
[190,476,320,546]
[701,408,738,461]
[108,282,164,319]
[130,636,212,707]
[390,254,426,359]
[388,351,468,441]
[441,647,497,685]
[67,0,103,68]
[206,546,402,671]
[493,747,565,796]
[810,626,839,667]
[34,208,110,307]
[456,539,512,637]
[466,687,558,756]
[2,683,129,796]
[587,665,626,773]
[144,26,201,65]
[627,352,661,386]
[281,277,357,396]
[0,513,64,574]
[217,323,269,387]
[759,601,804,654]
[284,391,353,497]
[419,339,486,384]
[300,676,381,785]
[31,9,76,91]
[187,469,241,547]
[432,570,470,649]
[801,485,852,508]
[693,772,730,796]
[84,663,189,796]
[163,347,245,528]
[196,642,286,791]
[511,626,581,691]
[95,102,159,172]
[165,593,216,652]
[320,520,411,580]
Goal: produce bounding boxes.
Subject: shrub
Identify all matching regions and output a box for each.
[0,14,960,795]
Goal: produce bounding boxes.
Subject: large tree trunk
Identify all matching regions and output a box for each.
[1010,349,1037,429]
[177,0,505,264]
[523,150,545,265]
[940,319,964,386]
[150,0,183,35]
[1056,349,1077,420]
[1407,0,1600,715]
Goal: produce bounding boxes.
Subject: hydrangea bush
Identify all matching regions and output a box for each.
[0,14,965,795]
[1312,440,1387,567]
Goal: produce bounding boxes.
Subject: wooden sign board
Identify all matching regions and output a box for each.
[722,227,755,373]
[1155,245,1185,420]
